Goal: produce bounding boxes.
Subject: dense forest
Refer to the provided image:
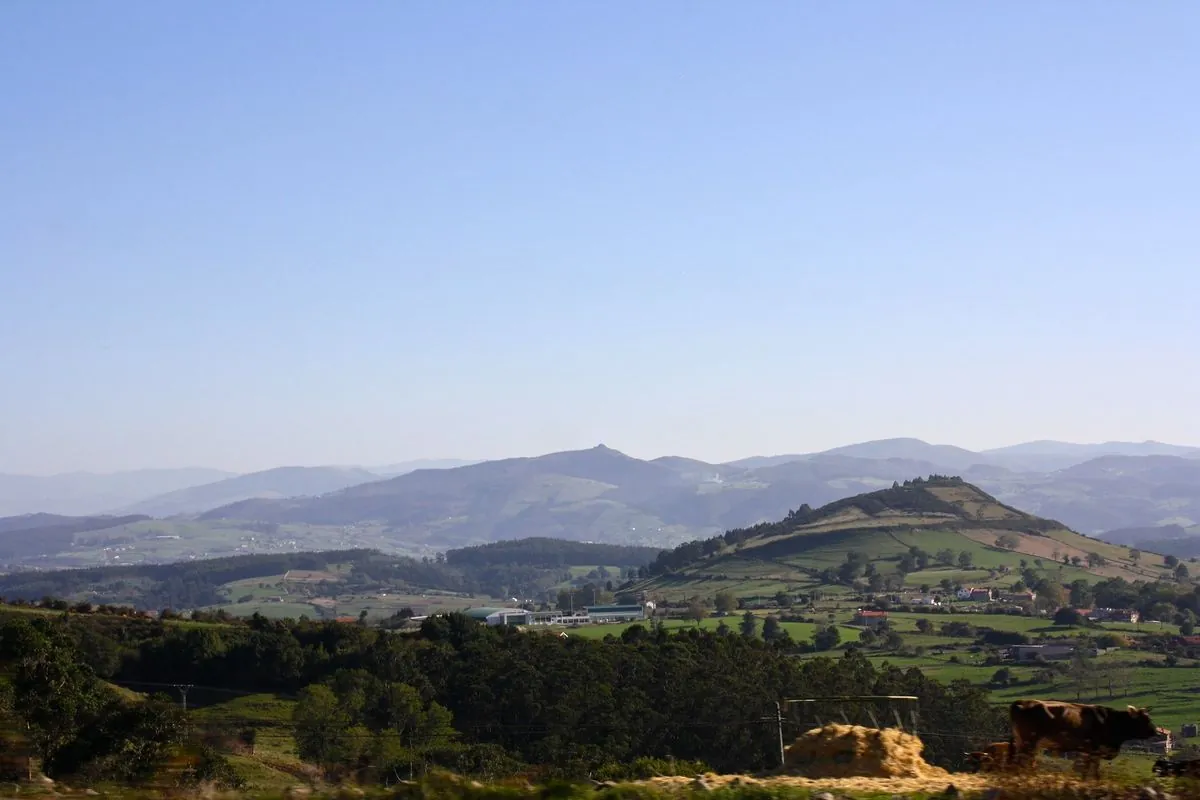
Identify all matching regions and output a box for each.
[0,605,1005,787]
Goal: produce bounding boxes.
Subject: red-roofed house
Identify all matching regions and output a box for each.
[854,610,889,628]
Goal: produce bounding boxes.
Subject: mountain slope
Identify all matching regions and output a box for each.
[633,477,1173,602]
[120,466,384,516]
[984,440,1200,459]
[197,446,1024,549]
[985,455,1200,534]
[369,459,480,477]
[817,438,989,470]
[724,438,989,471]
[192,442,1200,550]
[0,513,151,562]
[0,468,234,517]
[200,445,695,547]
[981,441,1200,472]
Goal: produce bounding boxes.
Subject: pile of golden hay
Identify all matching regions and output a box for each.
[640,724,992,794]
[784,723,944,779]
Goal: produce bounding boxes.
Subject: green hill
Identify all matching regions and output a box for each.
[634,476,1178,603]
[0,539,660,614]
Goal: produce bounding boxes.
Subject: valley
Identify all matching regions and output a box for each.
[5,476,1200,794]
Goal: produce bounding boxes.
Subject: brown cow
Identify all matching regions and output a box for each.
[965,741,1011,773]
[1009,700,1162,779]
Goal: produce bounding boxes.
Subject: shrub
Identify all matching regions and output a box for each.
[980,630,1029,646]
[179,746,246,790]
[593,757,712,781]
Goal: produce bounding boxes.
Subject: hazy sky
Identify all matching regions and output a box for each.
[3,3,1200,475]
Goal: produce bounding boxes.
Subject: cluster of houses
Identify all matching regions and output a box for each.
[853,604,1142,632]
[1076,607,1140,624]
[451,603,652,628]
[881,587,1039,607]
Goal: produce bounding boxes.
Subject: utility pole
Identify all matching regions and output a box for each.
[775,701,786,768]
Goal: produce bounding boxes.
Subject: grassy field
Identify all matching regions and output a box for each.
[634,527,1132,604]
[538,605,1197,736]
[0,602,233,630]
[34,519,427,571]
[631,481,1179,605]
[210,568,495,622]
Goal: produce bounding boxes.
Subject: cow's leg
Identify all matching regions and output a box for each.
[1019,744,1038,771]
[1009,735,1035,771]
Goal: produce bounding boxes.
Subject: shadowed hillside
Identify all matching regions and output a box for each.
[0,513,152,561]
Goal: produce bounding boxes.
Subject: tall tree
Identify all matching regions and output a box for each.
[293,684,355,768]
[714,592,738,614]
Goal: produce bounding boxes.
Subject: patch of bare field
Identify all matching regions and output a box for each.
[956,529,1143,579]
[282,570,341,583]
[795,515,958,534]
[927,486,1022,520]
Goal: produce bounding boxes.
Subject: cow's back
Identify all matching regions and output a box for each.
[1011,700,1096,750]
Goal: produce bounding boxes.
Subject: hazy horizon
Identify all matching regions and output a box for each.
[6,436,1200,478]
[4,4,1200,474]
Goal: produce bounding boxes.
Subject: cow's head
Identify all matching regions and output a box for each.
[1123,706,1159,738]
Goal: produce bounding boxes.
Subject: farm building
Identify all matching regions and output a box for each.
[853,610,889,628]
[1009,643,1074,662]
[485,609,533,626]
[585,604,646,623]
[1088,608,1139,623]
[463,607,522,622]
[457,604,647,627]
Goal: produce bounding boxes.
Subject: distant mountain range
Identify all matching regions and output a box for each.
[733,437,1200,474]
[0,468,233,517]
[0,460,474,518]
[5,438,1200,561]
[117,466,385,517]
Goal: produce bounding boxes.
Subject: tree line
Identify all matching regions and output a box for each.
[0,605,1005,786]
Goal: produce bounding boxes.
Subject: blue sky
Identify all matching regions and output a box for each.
[3,3,1199,474]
